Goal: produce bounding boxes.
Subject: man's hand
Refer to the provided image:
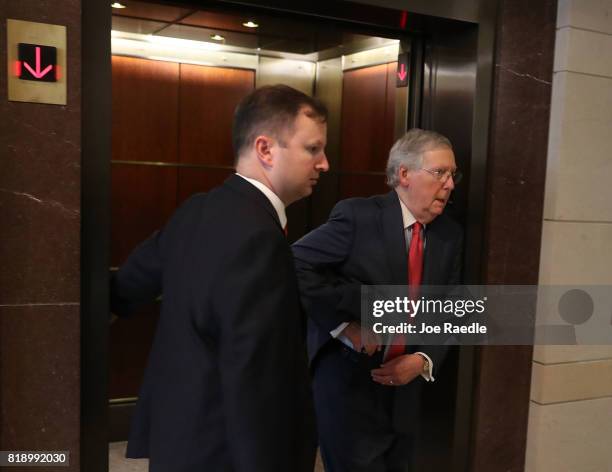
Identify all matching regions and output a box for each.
[370,354,424,386]
[341,322,381,356]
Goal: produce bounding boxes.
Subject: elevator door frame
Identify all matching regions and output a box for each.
[81,1,499,471]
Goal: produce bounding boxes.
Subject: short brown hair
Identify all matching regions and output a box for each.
[232,84,328,160]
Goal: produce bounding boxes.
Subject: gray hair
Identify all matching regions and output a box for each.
[385,128,453,187]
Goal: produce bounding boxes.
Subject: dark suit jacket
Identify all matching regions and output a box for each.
[292,190,462,431]
[111,175,315,472]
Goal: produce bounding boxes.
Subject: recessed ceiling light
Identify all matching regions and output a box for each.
[210,34,225,41]
[242,21,259,28]
[111,2,127,8]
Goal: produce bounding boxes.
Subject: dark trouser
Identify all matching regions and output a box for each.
[312,341,415,472]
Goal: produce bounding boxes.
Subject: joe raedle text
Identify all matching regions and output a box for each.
[371,321,487,335]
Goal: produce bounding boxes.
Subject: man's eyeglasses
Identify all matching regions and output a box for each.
[420,168,463,184]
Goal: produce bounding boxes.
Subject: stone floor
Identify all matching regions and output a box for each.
[109,442,325,471]
[109,443,148,472]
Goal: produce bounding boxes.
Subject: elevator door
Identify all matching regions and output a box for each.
[340,61,397,199]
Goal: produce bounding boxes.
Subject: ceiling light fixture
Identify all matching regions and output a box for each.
[210,34,225,41]
[111,2,127,8]
[242,21,259,28]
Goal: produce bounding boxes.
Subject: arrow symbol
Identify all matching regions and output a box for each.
[22,46,53,79]
[397,63,407,81]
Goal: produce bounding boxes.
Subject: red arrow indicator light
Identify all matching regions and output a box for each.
[397,63,407,81]
[396,52,409,88]
[13,60,22,77]
[17,43,57,83]
[23,46,53,79]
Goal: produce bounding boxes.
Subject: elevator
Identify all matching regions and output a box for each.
[103,1,483,470]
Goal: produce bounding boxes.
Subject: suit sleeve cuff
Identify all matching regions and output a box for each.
[415,352,435,382]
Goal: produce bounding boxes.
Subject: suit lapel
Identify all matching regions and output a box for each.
[423,221,444,284]
[379,191,408,284]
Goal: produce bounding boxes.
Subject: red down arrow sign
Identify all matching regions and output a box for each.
[397,63,407,81]
[17,43,57,82]
[23,46,53,79]
[396,52,409,88]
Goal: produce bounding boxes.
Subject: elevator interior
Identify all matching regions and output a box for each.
[108,2,479,470]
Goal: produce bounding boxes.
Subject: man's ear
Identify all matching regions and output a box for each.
[398,165,412,186]
[254,135,274,167]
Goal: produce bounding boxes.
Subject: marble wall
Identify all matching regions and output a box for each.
[470,1,557,470]
[526,1,612,470]
[0,1,81,470]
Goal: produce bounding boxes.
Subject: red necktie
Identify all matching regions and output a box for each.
[385,222,424,361]
[283,225,288,237]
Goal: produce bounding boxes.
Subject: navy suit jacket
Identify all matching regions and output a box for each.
[111,175,315,472]
[292,190,462,431]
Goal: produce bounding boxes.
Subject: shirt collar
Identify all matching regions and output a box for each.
[235,173,287,228]
[396,191,422,230]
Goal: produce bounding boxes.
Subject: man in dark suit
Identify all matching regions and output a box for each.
[111,85,329,472]
[292,129,463,471]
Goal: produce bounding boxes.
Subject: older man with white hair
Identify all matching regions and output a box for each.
[293,128,463,472]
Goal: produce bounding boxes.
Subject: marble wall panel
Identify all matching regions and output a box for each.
[526,398,612,472]
[0,305,80,471]
[533,345,612,363]
[554,27,612,76]
[0,1,82,468]
[539,220,612,285]
[531,359,612,403]
[557,0,612,34]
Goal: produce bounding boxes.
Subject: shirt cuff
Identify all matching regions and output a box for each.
[330,322,350,338]
[415,352,435,382]
[330,322,355,350]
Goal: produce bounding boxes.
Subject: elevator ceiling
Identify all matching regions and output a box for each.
[111,0,399,59]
